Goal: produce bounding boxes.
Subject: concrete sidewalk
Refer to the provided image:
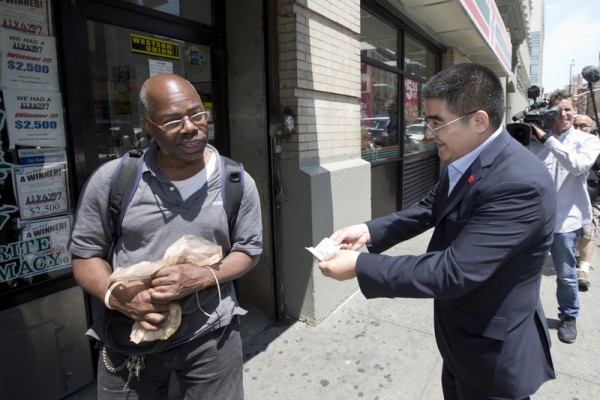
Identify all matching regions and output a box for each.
[242,230,600,399]
[67,230,600,399]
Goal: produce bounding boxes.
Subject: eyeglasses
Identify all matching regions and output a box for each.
[574,123,590,130]
[424,110,478,137]
[144,110,211,133]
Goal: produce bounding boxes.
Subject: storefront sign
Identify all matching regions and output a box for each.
[0,28,59,90]
[3,89,65,148]
[130,33,180,60]
[0,215,71,282]
[460,0,511,74]
[12,162,69,221]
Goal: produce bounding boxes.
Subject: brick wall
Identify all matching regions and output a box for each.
[277,0,362,161]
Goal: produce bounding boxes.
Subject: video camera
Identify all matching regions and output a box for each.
[506,86,562,146]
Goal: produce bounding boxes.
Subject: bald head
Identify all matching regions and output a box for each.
[574,114,597,134]
[139,73,198,117]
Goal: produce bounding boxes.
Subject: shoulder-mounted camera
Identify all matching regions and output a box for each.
[507,86,562,145]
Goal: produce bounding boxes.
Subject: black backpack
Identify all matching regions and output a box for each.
[108,149,243,243]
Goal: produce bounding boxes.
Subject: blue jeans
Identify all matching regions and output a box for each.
[97,319,243,400]
[550,230,580,320]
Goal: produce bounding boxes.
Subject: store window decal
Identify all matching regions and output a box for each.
[130,33,180,60]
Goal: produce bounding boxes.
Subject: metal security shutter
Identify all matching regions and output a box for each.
[402,155,439,208]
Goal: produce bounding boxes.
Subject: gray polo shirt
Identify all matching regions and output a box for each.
[69,142,262,351]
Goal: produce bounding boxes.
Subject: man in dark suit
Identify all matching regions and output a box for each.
[318,63,556,400]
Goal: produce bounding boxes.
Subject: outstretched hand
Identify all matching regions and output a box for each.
[330,223,371,251]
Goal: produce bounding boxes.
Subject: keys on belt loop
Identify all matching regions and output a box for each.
[101,344,146,389]
[124,354,145,389]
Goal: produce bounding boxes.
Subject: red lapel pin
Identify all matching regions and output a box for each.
[468,175,474,184]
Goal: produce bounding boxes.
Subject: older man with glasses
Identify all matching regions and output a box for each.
[69,73,262,399]
[573,114,598,135]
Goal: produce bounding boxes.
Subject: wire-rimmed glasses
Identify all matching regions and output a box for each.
[424,110,478,137]
[144,110,211,134]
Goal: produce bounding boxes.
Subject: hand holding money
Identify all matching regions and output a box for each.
[330,223,371,251]
[305,238,342,261]
[316,248,360,281]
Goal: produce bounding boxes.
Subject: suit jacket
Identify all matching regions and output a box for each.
[356,130,556,398]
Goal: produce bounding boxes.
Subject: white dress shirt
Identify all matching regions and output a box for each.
[447,125,503,195]
[528,126,600,232]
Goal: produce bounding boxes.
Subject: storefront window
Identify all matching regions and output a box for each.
[87,21,215,162]
[122,0,213,26]
[405,36,438,81]
[360,10,397,68]
[403,36,437,155]
[361,65,398,161]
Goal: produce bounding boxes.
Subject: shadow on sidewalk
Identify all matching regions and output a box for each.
[240,303,294,363]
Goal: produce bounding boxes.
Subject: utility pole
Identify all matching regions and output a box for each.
[569,59,575,94]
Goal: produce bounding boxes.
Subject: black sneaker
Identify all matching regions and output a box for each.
[558,317,577,344]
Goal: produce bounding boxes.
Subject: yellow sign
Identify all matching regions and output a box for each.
[130,34,180,60]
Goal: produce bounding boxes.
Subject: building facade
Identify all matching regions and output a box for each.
[0,0,535,398]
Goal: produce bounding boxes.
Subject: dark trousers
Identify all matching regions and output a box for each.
[97,320,243,400]
[442,363,530,400]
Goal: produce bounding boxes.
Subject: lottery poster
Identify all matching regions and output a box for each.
[0,28,59,91]
[3,88,65,149]
[12,162,69,221]
[0,1,51,36]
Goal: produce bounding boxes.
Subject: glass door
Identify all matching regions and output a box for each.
[87,21,216,162]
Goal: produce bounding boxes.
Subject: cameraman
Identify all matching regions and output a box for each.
[528,90,600,344]
[574,114,599,290]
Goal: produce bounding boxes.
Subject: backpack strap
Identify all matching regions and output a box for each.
[108,150,242,244]
[109,149,145,239]
[221,156,244,243]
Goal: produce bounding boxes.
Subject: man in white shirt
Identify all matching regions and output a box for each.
[574,114,599,290]
[528,90,600,343]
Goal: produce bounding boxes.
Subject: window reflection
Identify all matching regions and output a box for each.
[87,21,214,162]
[359,11,397,68]
[360,11,439,161]
[403,76,435,154]
[361,65,399,161]
[405,36,437,80]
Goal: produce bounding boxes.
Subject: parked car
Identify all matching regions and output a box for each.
[361,117,394,146]
[404,123,426,143]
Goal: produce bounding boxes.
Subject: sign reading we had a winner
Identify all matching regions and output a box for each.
[12,162,69,221]
[0,28,59,90]
[3,88,65,148]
